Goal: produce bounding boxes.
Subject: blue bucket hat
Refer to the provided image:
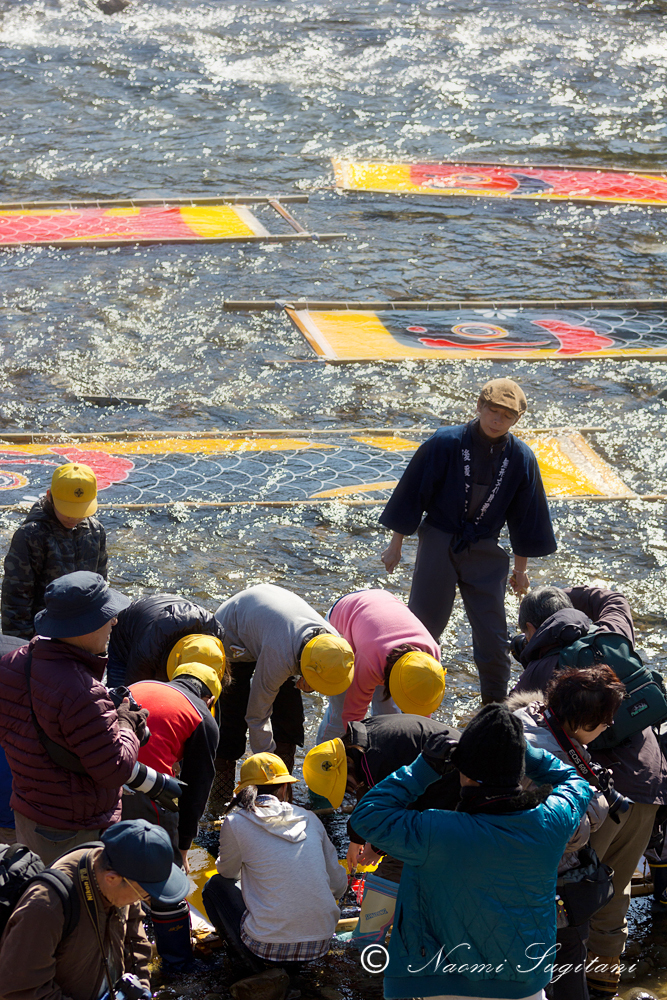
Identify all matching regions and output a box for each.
[34,571,131,638]
[101,819,190,905]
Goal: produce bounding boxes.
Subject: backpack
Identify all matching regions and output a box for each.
[0,842,80,940]
[558,627,667,749]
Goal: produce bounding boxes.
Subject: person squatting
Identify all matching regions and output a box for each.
[0,378,664,1000]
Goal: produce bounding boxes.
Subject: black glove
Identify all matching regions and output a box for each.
[116,700,150,745]
[421,732,459,776]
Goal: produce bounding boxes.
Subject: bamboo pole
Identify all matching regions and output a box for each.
[0,232,345,250]
[225,297,667,312]
[0,495,657,513]
[0,194,309,211]
[0,426,606,444]
[268,199,308,234]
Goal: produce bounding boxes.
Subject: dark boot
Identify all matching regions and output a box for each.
[274,742,296,773]
[151,901,193,971]
[274,743,296,802]
[649,863,667,912]
[207,758,237,816]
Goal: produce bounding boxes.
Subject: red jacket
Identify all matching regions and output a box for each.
[0,637,139,829]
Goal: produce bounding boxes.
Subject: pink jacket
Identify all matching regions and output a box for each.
[0,637,139,830]
[329,590,440,726]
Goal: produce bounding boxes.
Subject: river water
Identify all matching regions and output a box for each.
[2,0,667,996]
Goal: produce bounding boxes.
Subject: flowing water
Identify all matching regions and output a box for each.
[2,0,667,995]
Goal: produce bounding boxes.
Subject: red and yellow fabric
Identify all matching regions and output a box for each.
[0,204,267,246]
[332,159,667,205]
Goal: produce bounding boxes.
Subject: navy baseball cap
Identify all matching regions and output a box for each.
[34,571,131,639]
[101,819,190,905]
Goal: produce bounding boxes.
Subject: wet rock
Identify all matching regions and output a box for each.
[320,991,344,1000]
[648,942,667,963]
[625,940,643,959]
[97,0,130,12]
[621,989,660,1000]
[620,958,652,981]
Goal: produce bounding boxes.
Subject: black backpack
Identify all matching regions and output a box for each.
[558,627,667,749]
[0,843,80,940]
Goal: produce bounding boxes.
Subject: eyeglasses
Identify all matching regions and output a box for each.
[123,878,151,902]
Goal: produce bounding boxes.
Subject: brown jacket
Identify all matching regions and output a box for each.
[0,847,151,1000]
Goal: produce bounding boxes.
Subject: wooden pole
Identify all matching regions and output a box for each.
[0,194,309,211]
[0,426,606,444]
[224,297,667,312]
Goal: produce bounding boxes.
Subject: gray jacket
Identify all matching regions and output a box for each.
[215,584,338,753]
[511,696,608,873]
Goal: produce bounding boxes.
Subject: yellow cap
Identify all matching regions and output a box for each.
[300,634,354,696]
[303,738,347,809]
[389,651,446,716]
[50,463,98,518]
[235,753,299,794]
[171,661,223,705]
[167,634,227,686]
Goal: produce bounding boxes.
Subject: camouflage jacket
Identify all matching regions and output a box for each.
[1,497,108,638]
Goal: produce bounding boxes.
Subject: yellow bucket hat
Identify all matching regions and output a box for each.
[235,753,299,794]
[300,634,354,696]
[389,651,446,716]
[303,738,347,809]
[51,463,98,518]
[171,661,223,704]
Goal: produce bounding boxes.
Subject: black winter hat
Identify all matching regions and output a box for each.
[451,703,526,787]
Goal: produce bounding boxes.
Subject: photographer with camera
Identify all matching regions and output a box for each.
[120,651,226,971]
[512,584,667,997]
[351,704,592,1000]
[0,572,148,864]
[0,818,190,1000]
[510,665,626,1000]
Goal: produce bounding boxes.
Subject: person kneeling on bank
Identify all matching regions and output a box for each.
[203,753,347,996]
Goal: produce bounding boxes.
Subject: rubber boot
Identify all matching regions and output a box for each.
[207,758,237,816]
[151,901,194,972]
[649,863,667,913]
[274,742,296,803]
[586,951,621,997]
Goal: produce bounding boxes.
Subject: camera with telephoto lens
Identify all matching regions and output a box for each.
[107,686,150,746]
[589,761,632,824]
[510,632,527,663]
[100,972,151,1000]
[124,761,186,812]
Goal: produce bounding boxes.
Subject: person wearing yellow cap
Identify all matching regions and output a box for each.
[212,584,354,805]
[106,594,226,687]
[202,752,347,997]
[316,589,445,745]
[122,651,227,971]
[379,377,557,703]
[303,714,461,949]
[1,463,108,639]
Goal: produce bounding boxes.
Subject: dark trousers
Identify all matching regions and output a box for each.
[550,922,589,1000]
[216,661,305,760]
[408,522,511,702]
[202,875,302,976]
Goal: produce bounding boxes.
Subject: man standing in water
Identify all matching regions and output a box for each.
[380,378,556,703]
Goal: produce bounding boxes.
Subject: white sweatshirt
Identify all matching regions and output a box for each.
[216,795,348,943]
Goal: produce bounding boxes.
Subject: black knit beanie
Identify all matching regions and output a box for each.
[450,704,526,786]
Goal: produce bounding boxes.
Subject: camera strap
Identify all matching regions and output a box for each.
[78,851,117,1000]
[541,707,604,792]
[23,648,90,776]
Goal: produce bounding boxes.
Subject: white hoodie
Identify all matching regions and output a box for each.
[216,795,348,944]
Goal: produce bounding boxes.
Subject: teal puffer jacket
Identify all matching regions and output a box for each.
[351,744,592,1000]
